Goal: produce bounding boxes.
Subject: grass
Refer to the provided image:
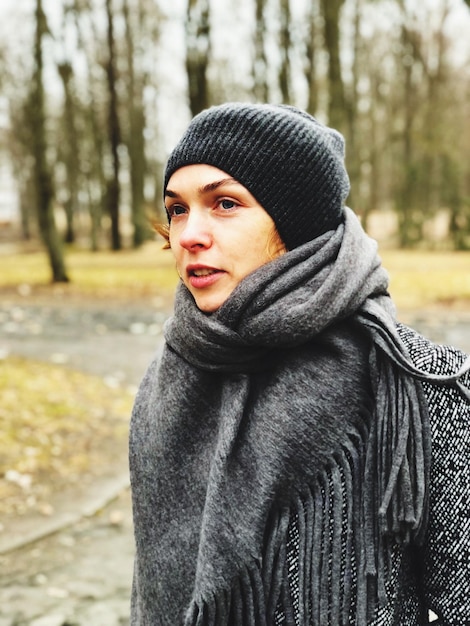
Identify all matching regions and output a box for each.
[0,241,179,302]
[380,249,470,311]
[0,242,469,310]
[0,355,134,517]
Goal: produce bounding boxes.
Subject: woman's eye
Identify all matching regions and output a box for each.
[167,204,187,218]
[219,199,237,210]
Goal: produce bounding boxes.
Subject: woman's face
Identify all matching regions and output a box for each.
[166,164,285,313]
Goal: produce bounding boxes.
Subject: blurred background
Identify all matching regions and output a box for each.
[0,0,470,261]
[0,0,469,624]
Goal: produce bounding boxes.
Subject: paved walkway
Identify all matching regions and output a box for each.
[0,298,469,625]
[0,298,169,626]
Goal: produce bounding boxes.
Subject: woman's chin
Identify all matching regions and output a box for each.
[190,288,231,314]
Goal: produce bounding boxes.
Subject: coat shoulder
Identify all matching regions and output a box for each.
[397,322,470,385]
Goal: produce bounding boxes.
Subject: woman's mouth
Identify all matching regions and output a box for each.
[191,268,217,277]
[187,266,224,289]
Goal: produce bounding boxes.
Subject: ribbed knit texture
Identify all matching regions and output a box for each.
[164,103,350,250]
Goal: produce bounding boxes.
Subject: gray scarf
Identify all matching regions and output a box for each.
[129,209,469,625]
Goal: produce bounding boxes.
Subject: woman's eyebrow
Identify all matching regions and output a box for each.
[199,178,239,194]
[165,178,240,198]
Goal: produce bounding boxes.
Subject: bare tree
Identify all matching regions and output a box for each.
[253,0,269,102]
[186,0,211,116]
[321,0,346,130]
[392,1,458,247]
[396,20,420,246]
[123,0,151,247]
[444,154,468,249]
[104,0,122,250]
[278,0,292,103]
[31,0,69,282]
[304,0,320,116]
[2,0,470,253]
[7,97,35,240]
[343,0,362,211]
[70,0,107,251]
[57,61,80,244]
[420,2,451,216]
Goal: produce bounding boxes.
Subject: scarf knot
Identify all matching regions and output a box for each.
[165,209,390,372]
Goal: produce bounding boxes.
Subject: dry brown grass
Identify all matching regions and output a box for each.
[0,356,134,518]
[1,243,469,310]
[0,241,178,303]
[380,249,470,311]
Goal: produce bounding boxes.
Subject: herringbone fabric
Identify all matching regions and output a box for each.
[274,324,470,625]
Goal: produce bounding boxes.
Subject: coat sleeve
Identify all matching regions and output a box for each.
[398,325,470,624]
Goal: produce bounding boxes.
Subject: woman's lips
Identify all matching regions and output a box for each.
[187,265,224,289]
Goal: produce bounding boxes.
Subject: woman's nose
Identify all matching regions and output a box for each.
[178,209,212,251]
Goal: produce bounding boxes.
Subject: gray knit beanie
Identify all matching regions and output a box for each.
[164,102,350,250]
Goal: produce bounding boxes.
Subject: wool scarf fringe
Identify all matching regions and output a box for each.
[184,370,427,626]
[358,304,470,403]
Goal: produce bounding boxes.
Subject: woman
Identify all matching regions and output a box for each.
[129,103,470,625]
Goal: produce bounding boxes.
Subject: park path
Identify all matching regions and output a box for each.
[0,297,469,625]
[0,297,170,626]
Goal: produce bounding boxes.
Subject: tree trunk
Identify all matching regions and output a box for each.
[304,0,319,116]
[105,0,121,251]
[71,3,106,251]
[397,28,416,248]
[444,155,467,250]
[57,61,80,244]
[19,176,35,240]
[321,0,346,130]
[253,0,269,102]
[421,4,450,218]
[186,0,211,116]
[9,100,36,241]
[344,0,362,211]
[278,0,291,104]
[123,0,149,248]
[395,4,431,248]
[31,0,69,282]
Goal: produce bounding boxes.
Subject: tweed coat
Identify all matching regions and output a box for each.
[274,323,470,625]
